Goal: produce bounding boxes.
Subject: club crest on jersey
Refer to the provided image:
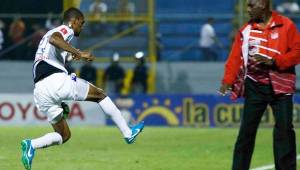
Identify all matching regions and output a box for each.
[271,31,278,39]
[60,28,68,35]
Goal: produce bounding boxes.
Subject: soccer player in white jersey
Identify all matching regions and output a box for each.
[21,7,144,170]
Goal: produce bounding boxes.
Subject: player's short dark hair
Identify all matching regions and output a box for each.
[63,7,84,22]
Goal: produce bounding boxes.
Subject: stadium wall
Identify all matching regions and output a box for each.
[1,94,300,127]
[108,94,300,127]
[0,94,106,126]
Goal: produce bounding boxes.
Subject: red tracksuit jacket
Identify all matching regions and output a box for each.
[222,11,300,99]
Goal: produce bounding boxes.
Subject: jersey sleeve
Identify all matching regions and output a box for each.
[57,26,74,41]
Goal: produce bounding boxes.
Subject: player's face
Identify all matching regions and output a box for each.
[247,0,265,21]
[73,17,85,37]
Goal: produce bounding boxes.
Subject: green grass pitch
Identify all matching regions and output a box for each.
[0,126,299,170]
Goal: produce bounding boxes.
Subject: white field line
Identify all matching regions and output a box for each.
[250,155,300,170]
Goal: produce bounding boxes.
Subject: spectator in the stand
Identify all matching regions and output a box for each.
[117,0,136,33]
[0,20,5,51]
[119,0,136,16]
[89,0,108,35]
[8,17,26,60]
[126,1,136,15]
[27,24,46,60]
[8,17,26,44]
[103,53,125,94]
[80,62,97,84]
[131,52,148,94]
[45,13,61,30]
[89,0,108,17]
[276,0,300,14]
[199,18,222,61]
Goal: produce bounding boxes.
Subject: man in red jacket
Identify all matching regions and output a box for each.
[219,0,300,169]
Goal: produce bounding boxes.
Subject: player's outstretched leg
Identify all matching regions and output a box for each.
[86,84,145,144]
[21,139,35,170]
[125,121,145,144]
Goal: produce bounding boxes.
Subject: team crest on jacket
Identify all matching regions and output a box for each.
[271,31,279,39]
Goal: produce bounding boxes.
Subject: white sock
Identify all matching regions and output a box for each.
[99,97,132,138]
[31,132,63,149]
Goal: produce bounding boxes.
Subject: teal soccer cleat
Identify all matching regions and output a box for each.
[21,139,35,170]
[125,121,145,144]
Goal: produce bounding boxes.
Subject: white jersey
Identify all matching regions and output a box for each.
[33,25,74,75]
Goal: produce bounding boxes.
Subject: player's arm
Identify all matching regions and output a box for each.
[219,31,243,95]
[49,32,80,56]
[49,32,95,61]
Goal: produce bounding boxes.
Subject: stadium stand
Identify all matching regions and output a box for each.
[77,0,235,61]
[3,0,300,94]
[156,0,234,61]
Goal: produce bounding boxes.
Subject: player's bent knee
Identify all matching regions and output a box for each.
[96,88,106,100]
[87,85,107,102]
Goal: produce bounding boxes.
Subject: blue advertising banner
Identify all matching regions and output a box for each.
[108,94,300,127]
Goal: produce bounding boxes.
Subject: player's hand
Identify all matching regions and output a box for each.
[85,55,96,62]
[70,49,81,60]
[218,84,232,96]
[79,51,95,62]
[71,54,81,60]
[252,54,275,66]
